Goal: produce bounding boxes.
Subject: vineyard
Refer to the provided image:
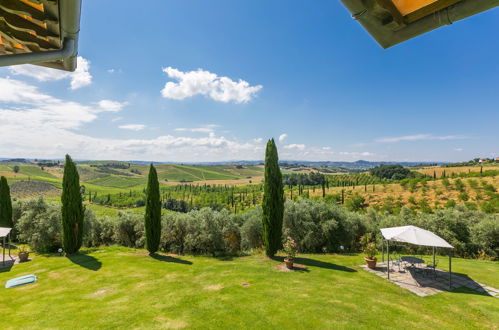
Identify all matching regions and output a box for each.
[1,160,497,215]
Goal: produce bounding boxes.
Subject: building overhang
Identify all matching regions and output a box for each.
[0,0,81,71]
[340,0,499,48]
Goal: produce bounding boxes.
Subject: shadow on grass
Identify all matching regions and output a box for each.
[150,253,192,265]
[68,253,102,271]
[293,257,357,272]
[0,260,14,273]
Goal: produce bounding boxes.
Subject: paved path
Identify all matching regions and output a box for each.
[360,262,499,297]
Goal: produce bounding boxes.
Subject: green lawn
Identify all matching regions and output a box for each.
[0,247,497,328]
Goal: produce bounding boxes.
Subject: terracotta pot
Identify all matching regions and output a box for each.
[284,258,294,269]
[365,256,377,269]
[19,252,29,262]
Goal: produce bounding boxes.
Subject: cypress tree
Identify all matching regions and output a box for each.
[0,176,13,228]
[262,138,284,257]
[61,155,84,254]
[145,164,161,254]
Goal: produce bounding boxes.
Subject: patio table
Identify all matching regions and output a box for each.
[401,256,425,269]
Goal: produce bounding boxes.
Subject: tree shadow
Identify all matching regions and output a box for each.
[293,257,357,272]
[150,253,192,265]
[0,260,14,273]
[67,253,102,271]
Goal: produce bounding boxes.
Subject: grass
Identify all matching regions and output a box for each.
[0,247,497,328]
[88,175,147,188]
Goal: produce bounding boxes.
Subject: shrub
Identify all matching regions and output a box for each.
[458,192,469,201]
[15,197,62,252]
[370,165,411,180]
[454,179,465,192]
[445,200,456,208]
[240,208,262,250]
[283,236,298,260]
[471,218,499,260]
[346,194,367,212]
[115,212,144,248]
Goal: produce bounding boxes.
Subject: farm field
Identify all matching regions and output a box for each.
[1,162,498,214]
[0,246,497,329]
[310,175,499,210]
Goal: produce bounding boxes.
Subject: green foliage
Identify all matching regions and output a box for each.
[10,195,499,260]
[455,179,465,192]
[370,164,411,180]
[283,236,297,259]
[0,176,13,227]
[363,242,377,259]
[445,199,457,208]
[61,155,84,254]
[161,208,241,255]
[458,191,470,201]
[12,165,20,173]
[262,139,284,257]
[144,164,161,254]
[15,197,61,252]
[240,208,262,250]
[346,194,367,212]
[471,218,499,259]
[480,194,499,213]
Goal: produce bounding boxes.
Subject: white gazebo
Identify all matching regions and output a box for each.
[380,225,454,288]
[0,227,13,266]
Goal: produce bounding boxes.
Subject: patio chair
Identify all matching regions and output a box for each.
[424,259,438,278]
[389,252,404,272]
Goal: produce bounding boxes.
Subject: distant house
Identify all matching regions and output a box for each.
[496,157,499,163]
[478,159,486,163]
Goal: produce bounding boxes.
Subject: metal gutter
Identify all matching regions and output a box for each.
[0,0,81,71]
[340,0,499,48]
[0,38,75,67]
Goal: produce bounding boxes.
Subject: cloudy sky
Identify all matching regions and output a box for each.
[0,1,498,162]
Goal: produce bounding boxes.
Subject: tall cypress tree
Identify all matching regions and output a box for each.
[262,138,284,257]
[145,164,161,254]
[0,176,13,228]
[61,154,84,254]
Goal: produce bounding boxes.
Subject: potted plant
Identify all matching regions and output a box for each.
[283,236,297,269]
[364,242,377,269]
[18,245,30,262]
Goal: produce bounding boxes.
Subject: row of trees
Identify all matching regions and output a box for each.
[0,138,284,258]
[36,155,163,255]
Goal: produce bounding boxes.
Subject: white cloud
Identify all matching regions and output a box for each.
[119,124,146,131]
[9,56,92,90]
[174,124,219,133]
[278,133,288,142]
[161,67,262,103]
[284,144,306,150]
[375,134,466,143]
[253,138,263,143]
[107,69,115,73]
[98,100,128,112]
[453,147,464,152]
[0,77,379,162]
[111,117,123,122]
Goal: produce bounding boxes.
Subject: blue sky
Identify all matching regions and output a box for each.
[0,1,498,162]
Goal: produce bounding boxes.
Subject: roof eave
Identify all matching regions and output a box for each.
[340,0,499,48]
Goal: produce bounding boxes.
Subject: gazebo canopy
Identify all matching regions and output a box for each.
[381,225,453,249]
[0,227,12,238]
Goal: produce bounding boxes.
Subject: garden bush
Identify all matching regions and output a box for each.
[10,197,498,259]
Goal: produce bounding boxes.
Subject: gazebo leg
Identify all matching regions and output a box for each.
[387,241,390,280]
[449,250,452,290]
[382,240,384,263]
